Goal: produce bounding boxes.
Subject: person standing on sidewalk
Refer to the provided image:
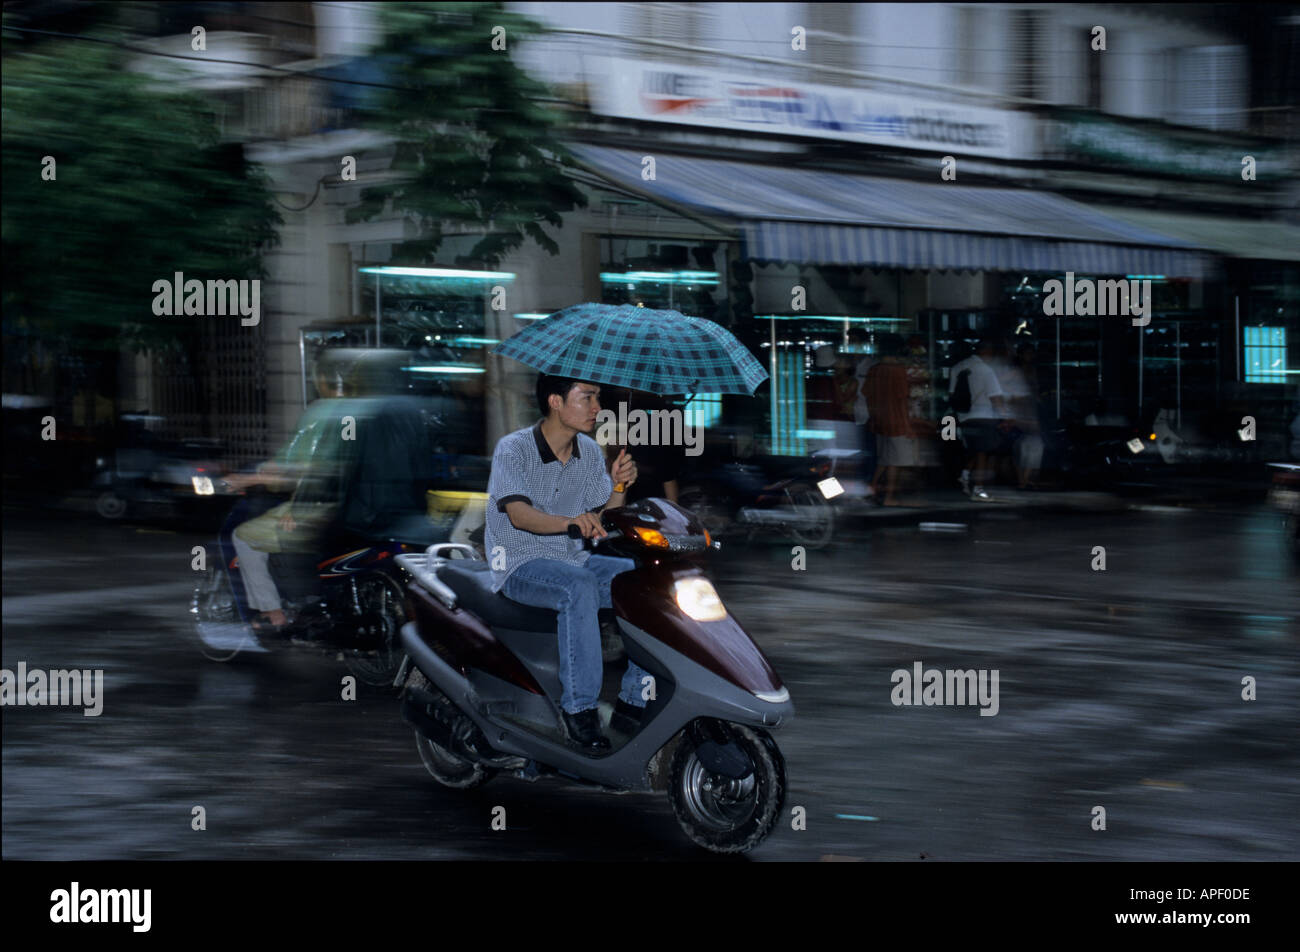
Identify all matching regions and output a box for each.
[949,338,1007,501]
[850,330,878,491]
[864,335,917,506]
[1003,342,1044,489]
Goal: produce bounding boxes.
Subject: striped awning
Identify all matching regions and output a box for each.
[569,144,1210,279]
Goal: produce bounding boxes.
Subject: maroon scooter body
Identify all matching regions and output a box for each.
[407,499,784,698]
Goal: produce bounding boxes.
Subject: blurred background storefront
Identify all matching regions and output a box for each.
[6,1,1296,475]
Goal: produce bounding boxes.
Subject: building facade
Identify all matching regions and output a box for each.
[119,2,1298,463]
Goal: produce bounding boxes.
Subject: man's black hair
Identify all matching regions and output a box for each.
[535,374,593,418]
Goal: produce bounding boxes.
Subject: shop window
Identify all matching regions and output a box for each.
[954,7,981,88]
[806,2,858,82]
[598,235,729,320]
[1084,28,1102,109]
[684,393,722,431]
[1010,10,1041,100]
[1244,326,1287,384]
[770,347,808,456]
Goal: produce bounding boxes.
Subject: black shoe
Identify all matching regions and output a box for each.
[600,620,626,663]
[561,708,611,751]
[610,699,645,736]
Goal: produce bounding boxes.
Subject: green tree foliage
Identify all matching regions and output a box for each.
[1,28,282,361]
[345,2,587,267]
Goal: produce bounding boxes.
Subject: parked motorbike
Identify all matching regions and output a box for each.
[93,421,228,522]
[678,456,836,549]
[190,484,435,686]
[394,497,792,854]
[1058,408,1258,491]
[1267,463,1300,560]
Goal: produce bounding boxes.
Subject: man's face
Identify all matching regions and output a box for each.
[552,383,601,432]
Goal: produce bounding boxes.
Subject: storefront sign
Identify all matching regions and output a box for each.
[1049,110,1288,180]
[588,57,1030,160]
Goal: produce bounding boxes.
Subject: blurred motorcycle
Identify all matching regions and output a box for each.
[190,484,430,686]
[191,395,448,686]
[678,455,836,549]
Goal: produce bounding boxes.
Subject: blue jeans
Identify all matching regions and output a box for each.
[502,555,650,715]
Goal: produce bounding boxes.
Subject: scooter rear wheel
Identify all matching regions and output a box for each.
[415,730,496,790]
[669,723,785,854]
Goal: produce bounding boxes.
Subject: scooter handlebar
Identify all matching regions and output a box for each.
[566,522,623,546]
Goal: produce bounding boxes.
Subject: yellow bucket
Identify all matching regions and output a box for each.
[427,489,488,518]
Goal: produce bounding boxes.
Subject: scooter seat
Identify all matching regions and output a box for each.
[436,560,558,633]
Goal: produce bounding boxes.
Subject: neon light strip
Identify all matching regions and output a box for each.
[359,267,514,280]
[755,315,908,323]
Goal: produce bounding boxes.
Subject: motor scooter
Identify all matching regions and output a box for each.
[394,497,793,853]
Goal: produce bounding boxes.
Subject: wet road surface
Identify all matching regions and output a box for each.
[3,502,1297,860]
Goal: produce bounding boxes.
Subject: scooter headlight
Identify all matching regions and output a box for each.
[674,577,726,622]
[191,475,215,495]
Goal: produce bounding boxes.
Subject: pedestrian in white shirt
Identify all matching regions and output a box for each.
[948,339,1007,500]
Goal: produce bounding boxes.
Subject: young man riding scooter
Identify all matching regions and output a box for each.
[484,374,650,751]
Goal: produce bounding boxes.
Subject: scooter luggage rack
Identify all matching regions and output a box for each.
[395,542,480,610]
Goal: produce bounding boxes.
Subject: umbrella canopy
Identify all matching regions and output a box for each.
[492,303,768,396]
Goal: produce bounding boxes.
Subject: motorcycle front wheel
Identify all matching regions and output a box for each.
[669,723,786,854]
[191,563,259,663]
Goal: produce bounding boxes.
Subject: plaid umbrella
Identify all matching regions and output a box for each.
[492,303,768,396]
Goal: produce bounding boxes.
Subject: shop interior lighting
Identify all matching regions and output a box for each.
[599,270,719,287]
[402,365,486,375]
[1125,275,1167,282]
[513,313,551,321]
[449,337,500,346]
[360,266,515,280]
[756,315,908,323]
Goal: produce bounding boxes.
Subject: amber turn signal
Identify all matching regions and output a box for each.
[632,526,669,548]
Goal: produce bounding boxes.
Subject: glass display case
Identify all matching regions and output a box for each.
[755,314,908,456]
[1138,316,1221,430]
[598,235,729,322]
[297,267,512,457]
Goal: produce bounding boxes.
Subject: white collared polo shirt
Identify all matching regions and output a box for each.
[484,420,613,592]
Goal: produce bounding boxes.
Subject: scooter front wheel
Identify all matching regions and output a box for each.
[669,723,786,854]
